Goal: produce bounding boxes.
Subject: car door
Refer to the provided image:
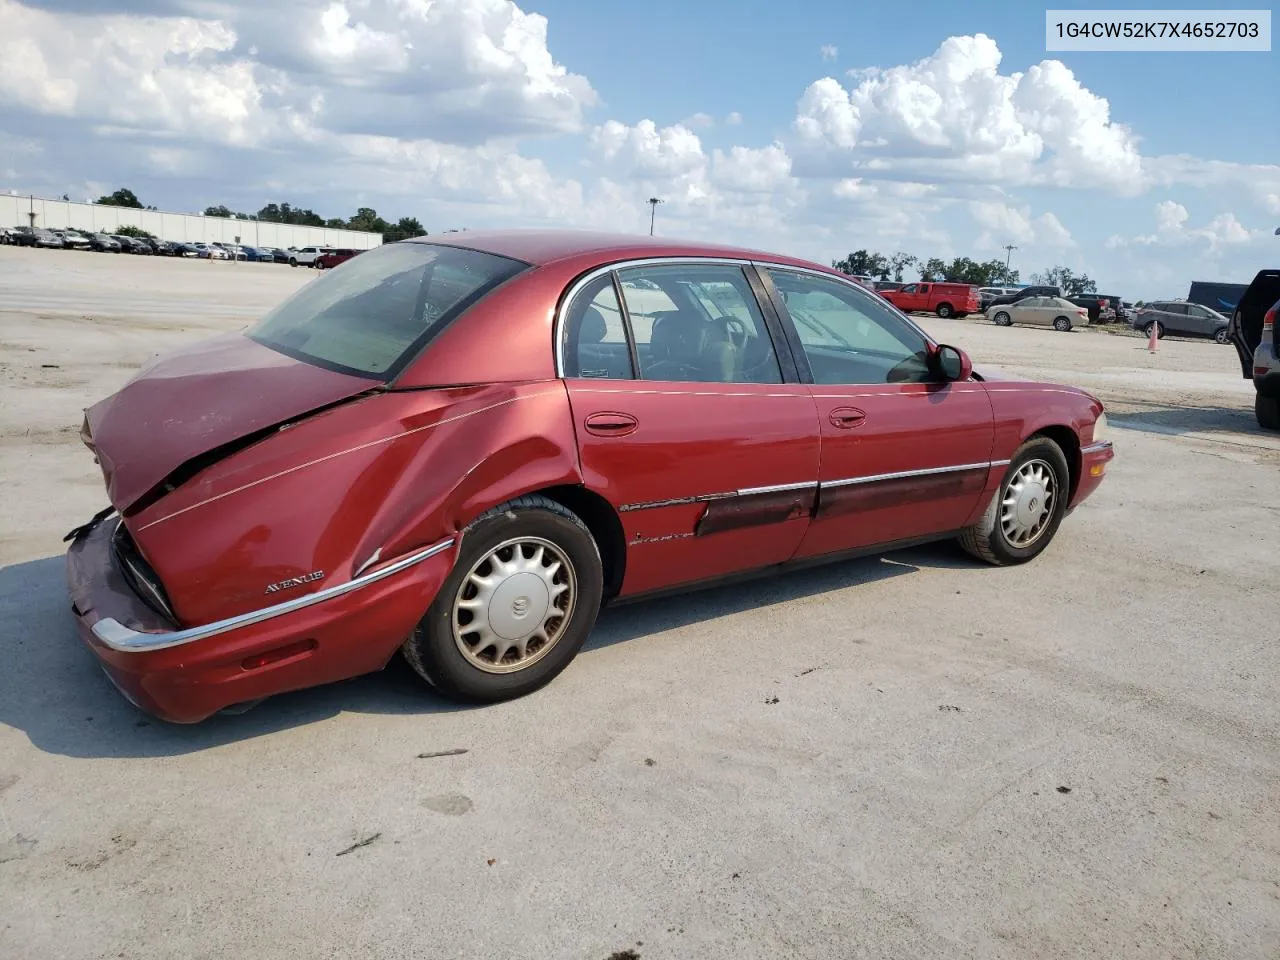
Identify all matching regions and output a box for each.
[757,266,995,559]
[1186,304,1217,336]
[559,260,821,597]
[1019,297,1049,326]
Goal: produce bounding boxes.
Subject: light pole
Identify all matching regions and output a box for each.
[647,197,664,236]
[1001,243,1017,282]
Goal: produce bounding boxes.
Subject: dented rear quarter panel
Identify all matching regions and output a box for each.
[127,381,581,627]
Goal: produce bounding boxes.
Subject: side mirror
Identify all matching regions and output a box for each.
[933,344,972,382]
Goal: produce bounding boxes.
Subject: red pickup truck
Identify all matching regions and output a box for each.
[881,281,980,319]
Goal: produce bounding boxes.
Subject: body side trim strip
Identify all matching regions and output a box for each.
[91,536,457,652]
[821,461,994,489]
[619,462,999,512]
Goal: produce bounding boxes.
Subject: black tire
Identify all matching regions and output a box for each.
[1214,327,1230,344]
[289,257,298,267]
[1053,316,1072,332]
[994,311,1012,326]
[936,303,954,319]
[315,260,326,270]
[1143,321,1163,340]
[402,495,603,703]
[1256,393,1280,431]
[959,437,1071,566]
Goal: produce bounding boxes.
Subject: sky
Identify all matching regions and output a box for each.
[0,0,1277,299]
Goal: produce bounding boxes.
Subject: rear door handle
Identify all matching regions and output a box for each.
[829,406,866,429]
[584,411,639,437]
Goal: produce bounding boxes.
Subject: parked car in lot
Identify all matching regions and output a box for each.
[1130,300,1230,342]
[985,285,1063,310]
[978,286,1021,310]
[32,228,65,248]
[63,230,1114,722]
[1068,294,1116,324]
[7,226,37,246]
[86,233,121,252]
[53,229,91,251]
[988,296,1090,332]
[880,281,981,318]
[315,248,360,269]
[288,245,335,267]
[1226,269,1280,429]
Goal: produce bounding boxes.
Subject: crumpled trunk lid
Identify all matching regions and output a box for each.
[83,332,378,511]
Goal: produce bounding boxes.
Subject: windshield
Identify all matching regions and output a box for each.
[248,242,528,380]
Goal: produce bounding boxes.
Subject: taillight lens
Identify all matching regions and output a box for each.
[1264,307,1276,331]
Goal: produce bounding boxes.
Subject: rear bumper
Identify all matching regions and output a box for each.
[1070,440,1115,507]
[66,516,456,723]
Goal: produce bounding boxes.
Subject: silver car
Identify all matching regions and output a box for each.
[987,296,1090,332]
[1131,300,1230,343]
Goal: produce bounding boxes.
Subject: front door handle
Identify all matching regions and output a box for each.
[584,411,639,437]
[829,406,866,429]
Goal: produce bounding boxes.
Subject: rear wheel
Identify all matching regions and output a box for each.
[1256,393,1280,431]
[402,495,604,703]
[1214,327,1230,344]
[936,303,954,319]
[1053,316,1072,332]
[959,437,1071,566]
[994,311,1012,326]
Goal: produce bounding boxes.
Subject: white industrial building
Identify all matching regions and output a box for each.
[2,193,383,250]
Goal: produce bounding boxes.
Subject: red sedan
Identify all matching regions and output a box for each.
[65,230,1114,722]
[314,247,359,269]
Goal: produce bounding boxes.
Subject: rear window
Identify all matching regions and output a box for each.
[248,242,527,380]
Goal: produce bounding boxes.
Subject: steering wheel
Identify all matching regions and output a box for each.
[644,358,704,381]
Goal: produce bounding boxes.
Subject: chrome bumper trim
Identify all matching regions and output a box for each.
[90,537,457,653]
[1081,440,1114,455]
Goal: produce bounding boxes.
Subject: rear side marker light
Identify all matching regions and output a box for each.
[242,639,317,671]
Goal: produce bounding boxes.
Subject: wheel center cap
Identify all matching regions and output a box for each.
[488,572,550,641]
[1016,482,1047,526]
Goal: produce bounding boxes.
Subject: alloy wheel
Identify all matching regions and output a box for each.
[451,537,577,674]
[1000,459,1057,548]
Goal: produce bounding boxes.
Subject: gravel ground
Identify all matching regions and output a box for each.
[1,247,1277,960]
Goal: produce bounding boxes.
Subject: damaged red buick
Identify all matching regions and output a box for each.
[65,230,1114,722]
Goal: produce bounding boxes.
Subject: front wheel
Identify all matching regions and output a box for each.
[1052,316,1072,332]
[289,257,298,267]
[402,495,603,703]
[994,311,1012,326]
[959,437,1071,566]
[1144,321,1163,340]
[1214,327,1230,344]
[936,303,954,319]
[1257,393,1280,431]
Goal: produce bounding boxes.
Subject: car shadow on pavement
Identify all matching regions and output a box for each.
[1107,398,1257,438]
[0,544,976,758]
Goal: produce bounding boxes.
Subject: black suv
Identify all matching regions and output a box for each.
[1226,270,1280,429]
[986,285,1063,309]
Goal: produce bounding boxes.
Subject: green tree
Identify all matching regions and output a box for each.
[115,225,155,239]
[204,205,234,218]
[256,202,325,227]
[384,216,426,243]
[832,249,890,279]
[939,257,1016,285]
[96,188,144,209]
[919,257,947,282]
[1030,266,1096,296]
[889,251,917,282]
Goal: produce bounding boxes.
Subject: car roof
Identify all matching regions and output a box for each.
[405,228,827,271]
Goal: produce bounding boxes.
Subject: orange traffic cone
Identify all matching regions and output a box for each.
[1147,322,1159,353]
